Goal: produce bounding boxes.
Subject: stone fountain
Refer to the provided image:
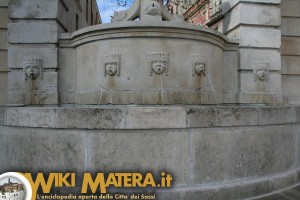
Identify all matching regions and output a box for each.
[1,0,300,199]
[58,0,229,105]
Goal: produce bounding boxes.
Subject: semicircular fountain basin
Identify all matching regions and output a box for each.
[59,21,235,105]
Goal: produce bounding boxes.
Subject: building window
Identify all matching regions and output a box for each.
[90,0,93,25]
[86,0,89,22]
[76,14,79,30]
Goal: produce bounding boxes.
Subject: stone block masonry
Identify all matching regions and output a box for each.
[222,0,282,104]
[0,106,300,200]
[6,0,100,106]
[0,1,8,106]
[281,0,300,104]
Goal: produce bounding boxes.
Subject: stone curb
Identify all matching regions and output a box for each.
[0,106,298,129]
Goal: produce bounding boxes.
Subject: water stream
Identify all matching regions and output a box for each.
[206,75,218,106]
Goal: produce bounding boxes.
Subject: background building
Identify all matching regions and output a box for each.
[167,0,222,30]
[183,0,210,25]
[167,0,191,15]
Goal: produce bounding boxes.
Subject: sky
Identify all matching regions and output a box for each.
[0,177,22,185]
[97,0,132,23]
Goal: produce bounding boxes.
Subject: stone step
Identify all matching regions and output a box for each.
[254,185,300,200]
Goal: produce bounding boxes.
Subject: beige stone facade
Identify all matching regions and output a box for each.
[281,0,300,104]
[0,0,100,106]
[0,0,9,106]
[220,0,282,104]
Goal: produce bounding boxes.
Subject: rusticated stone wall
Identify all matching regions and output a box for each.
[222,0,282,104]
[0,0,9,106]
[5,0,100,106]
[281,0,300,104]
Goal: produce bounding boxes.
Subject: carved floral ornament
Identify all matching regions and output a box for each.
[23,58,43,81]
[103,54,121,76]
[147,52,169,76]
[253,61,270,82]
[192,55,207,76]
